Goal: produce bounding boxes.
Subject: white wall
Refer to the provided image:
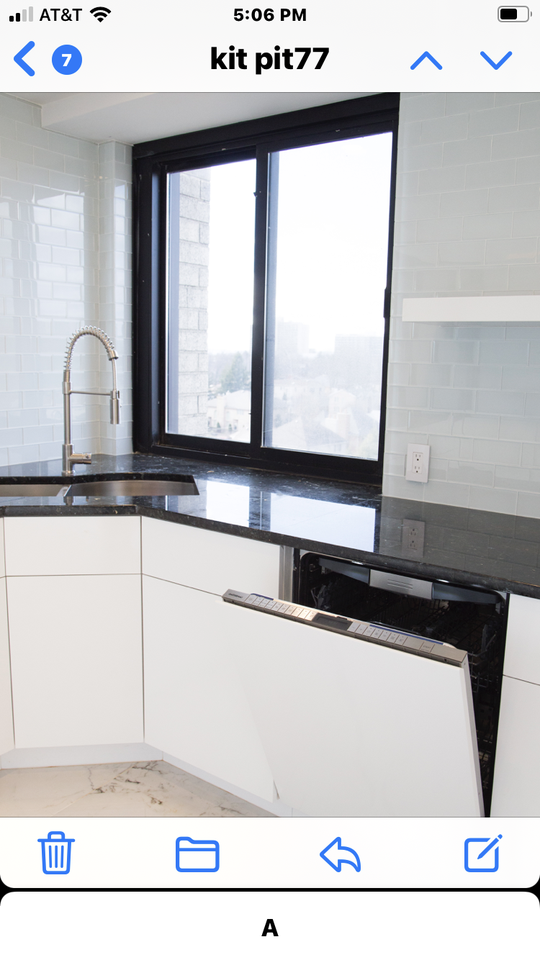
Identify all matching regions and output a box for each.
[0,94,131,465]
[385,92,540,518]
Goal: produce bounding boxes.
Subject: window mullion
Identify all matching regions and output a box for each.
[250,146,270,453]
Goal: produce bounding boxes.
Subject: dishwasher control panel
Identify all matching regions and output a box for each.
[223,590,467,667]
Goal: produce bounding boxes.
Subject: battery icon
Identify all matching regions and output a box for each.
[498,6,530,19]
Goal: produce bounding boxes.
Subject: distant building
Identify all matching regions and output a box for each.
[207,390,251,441]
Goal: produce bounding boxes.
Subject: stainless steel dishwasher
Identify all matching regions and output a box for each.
[222,550,506,817]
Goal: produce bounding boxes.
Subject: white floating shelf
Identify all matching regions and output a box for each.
[402,295,540,324]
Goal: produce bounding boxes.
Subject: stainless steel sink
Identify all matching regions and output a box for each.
[65,478,199,497]
[0,483,68,497]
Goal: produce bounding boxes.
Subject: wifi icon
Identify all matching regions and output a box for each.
[90,5,111,20]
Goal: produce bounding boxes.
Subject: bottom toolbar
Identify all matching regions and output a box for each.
[1,818,538,889]
[1,891,537,960]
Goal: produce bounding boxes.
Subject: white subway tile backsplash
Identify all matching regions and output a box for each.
[409,362,452,386]
[431,387,475,411]
[459,265,509,291]
[473,438,521,464]
[442,136,491,167]
[453,364,501,389]
[508,264,540,289]
[516,492,540,518]
[0,93,132,465]
[476,390,525,416]
[489,182,540,214]
[415,267,460,291]
[386,95,540,517]
[423,479,470,507]
[401,93,447,122]
[440,188,489,217]
[466,159,516,189]
[492,127,540,160]
[416,217,462,242]
[516,156,540,183]
[486,238,537,263]
[468,104,520,138]
[438,240,485,264]
[447,460,495,486]
[420,113,469,144]
[432,339,479,363]
[418,165,466,194]
[521,444,540,467]
[468,486,518,514]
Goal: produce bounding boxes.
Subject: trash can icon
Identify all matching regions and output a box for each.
[38,831,75,875]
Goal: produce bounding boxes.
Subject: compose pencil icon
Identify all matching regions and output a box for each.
[477,834,503,860]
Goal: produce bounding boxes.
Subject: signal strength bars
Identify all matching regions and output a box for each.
[9,6,33,20]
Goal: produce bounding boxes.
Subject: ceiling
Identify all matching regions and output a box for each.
[8,91,367,145]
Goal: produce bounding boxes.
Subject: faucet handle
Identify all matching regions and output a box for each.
[62,443,92,475]
[110,390,120,425]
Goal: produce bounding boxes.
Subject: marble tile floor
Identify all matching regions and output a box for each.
[0,760,275,817]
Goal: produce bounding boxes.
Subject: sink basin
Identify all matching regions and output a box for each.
[0,483,68,497]
[65,478,199,497]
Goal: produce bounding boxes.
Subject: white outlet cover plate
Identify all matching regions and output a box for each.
[405,443,430,483]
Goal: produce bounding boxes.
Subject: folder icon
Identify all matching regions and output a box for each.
[175,837,220,873]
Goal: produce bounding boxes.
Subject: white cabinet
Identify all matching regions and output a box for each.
[4,516,141,576]
[503,593,540,685]
[143,575,274,800]
[4,516,143,751]
[8,574,143,749]
[0,518,14,755]
[491,676,540,816]
[142,516,280,597]
[0,548,14,754]
[490,593,540,815]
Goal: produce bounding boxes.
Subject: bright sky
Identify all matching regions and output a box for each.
[198,131,393,354]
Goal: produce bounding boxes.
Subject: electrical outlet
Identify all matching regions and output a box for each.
[405,443,430,483]
[401,518,425,559]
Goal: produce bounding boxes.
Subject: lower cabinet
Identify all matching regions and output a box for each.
[143,575,275,801]
[7,575,143,749]
[490,675,540,816]
[0,579,14,755]
[490,592,540,815]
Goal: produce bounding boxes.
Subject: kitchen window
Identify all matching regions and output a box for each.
[133,94,399,482]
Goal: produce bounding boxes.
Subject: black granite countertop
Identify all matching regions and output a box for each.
[1,452,539,599]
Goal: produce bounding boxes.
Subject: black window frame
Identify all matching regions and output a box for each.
[133,93,399,484]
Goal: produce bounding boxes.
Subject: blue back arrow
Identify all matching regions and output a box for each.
[410,51,443,70]
[14,41,36,77]
[320,837,361,873]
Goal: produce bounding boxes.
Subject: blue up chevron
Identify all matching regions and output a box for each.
[480,51,512,69]
[410,51,443,70]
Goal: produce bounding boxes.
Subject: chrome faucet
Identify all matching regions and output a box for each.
[62,326,120,475]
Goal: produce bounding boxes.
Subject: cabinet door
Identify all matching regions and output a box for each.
[504,593,540,685]
[8,575,143,748]
[4,516,141,576]
[0,580,14,755]
[227,601,483,816]
[491,675,540,816]
[142,517,280,596]
[143,575,274,801]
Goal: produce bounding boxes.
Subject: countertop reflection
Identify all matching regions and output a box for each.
[1,452,540,597]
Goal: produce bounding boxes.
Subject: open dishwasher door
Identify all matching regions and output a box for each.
[223,590,484,817]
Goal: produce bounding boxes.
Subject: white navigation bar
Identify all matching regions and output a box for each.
[1,817,538,889]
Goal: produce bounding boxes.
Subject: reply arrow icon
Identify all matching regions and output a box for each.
[320,837,361,873]
[14,41,35,77]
